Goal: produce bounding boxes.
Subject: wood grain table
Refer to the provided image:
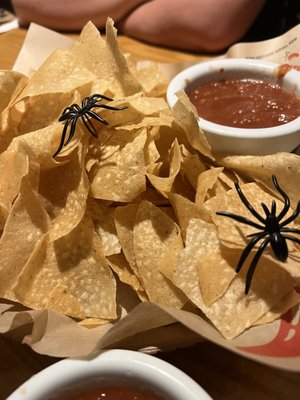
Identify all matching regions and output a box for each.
[0,28,300,400]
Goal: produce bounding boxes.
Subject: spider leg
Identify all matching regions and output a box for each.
[90,94,114,102]
[280,201,300,228]
[280,227,300,235]
[59,104,80,121]
[271,200,276,216]
[236,232,266,273]
[92,103,128,111]
[272,175,291,221]
[81,114,98,137]
[216,211,264,230]
[261,202,271,218]
[53,119,71,157]
[59,110,76,122]
[282,234,300,246]
[81,97,89,108]
[64,117,78,146]
[235,181,266,224]
[247,231,268,238]
[244,237,270,294]
[85,110,109,126]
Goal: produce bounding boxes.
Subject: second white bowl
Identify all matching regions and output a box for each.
[6,349,213,400]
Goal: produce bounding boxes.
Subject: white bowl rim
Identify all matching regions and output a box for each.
[166,57,300,139]
[6,349,213,400]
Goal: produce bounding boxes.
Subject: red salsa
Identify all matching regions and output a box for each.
[68,385,166,400]
[187,78,300,128]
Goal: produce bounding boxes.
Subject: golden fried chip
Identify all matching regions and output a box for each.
[253,289,300,326]
[210,182,299,254]
[144,131,160,166]
[118,114,173,132]
[8,122,74,170]
[0,176,51,299]
[107,252,145,294]
[39,146,89,241]
[216,152,300,208]
[13,215,117,319]
[147,139,181,197]
[9,49,95,136]
[17,49,94,98]
[0,70,27,113]
[172,90,213,159]
[70,19,142,97]
[106,94,170,129]
[195,167,224,205]
[133,200,186,308]
[90,128,147,202]
[172,217,294,339]
[91,201,121,256]
[114,203,140,278]
[79,317,112,328]
[181,154,206,191]
[168,192,210,241]
[0,150,29,227]
[135,62,169,97]
[154,124,193,168]
[180,219,236,305]
[46,283,85,319]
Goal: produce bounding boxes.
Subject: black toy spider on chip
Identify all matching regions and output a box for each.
[53,93,127,157]
[216,175,300,294]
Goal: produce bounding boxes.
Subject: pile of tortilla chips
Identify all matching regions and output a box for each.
[0,19,299,341]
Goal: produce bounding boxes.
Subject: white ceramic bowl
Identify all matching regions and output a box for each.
[166,58,300,155]
[6,349,213,400]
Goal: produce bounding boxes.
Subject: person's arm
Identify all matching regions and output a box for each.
[119,0,267,52]
[11,0,148,31]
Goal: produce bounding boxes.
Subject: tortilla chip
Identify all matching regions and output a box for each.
[216,152,300,209]
[0,150,29,227]
[253,289,300,326]
[107,252,145,294]
[181,219,236,305]
[0,176,51,298]
[181,154,206,191]
[70,19,142,97]
[147,139,181,197]
[172,90,213,159]
[79,317,112,328]
[89,128,147,202]
[168,192,210,241]
[172,218,295,339]
[91,200,121,256]
[133,200,186,308]
[38,146,89,241]
[46,283,86,319]
[135,62,168,97]
[0,70,27,113]
[195,167,224,205]
[13,215,117,319]
[114,203,140,279]
[210,182,300,254]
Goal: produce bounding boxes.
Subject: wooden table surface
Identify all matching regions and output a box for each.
[0,28,300,400]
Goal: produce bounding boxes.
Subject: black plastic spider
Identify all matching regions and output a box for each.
[216,175,300,294]
[53,94,127,157]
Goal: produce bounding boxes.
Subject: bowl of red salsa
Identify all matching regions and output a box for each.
[166,58,300,155]
[6,349,212,400]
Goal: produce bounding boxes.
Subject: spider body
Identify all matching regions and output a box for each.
[216,175,300,294]
[54,94,127,157]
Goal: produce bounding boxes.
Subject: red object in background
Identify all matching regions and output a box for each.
[239,289,300,358]
[287,52,300,61]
